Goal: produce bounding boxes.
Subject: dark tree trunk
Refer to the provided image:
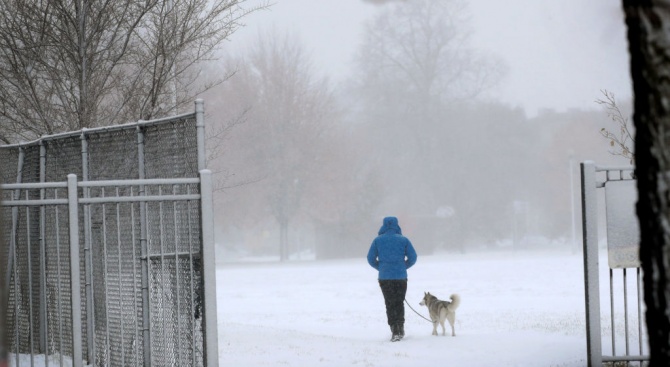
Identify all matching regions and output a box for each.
[623,1,670,364]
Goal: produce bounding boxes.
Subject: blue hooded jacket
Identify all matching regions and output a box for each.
[367,217,417,280]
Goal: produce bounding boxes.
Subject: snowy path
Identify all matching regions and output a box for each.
[217,249,590,366]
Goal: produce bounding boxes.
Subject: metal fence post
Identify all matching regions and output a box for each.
[5,148,24,306]
[195,99,206,172]
[0,187,6,367]
[39,141,47,354]
[137,126,151,366]
[80,132,96,363]
[8,148,24,367]
[67,174,83,367]
[581,161,602,367]
[199,169,218,367]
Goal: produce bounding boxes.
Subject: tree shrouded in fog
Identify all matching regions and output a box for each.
[355,0,505,114]
[208,31,341,261]
[0,0,264,144]
[350,0,507,247]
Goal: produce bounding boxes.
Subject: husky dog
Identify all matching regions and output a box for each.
[419,292,461,336]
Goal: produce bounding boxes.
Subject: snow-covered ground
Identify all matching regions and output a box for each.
[7,247,645,366]
[217,248,611,367]
[7,354,88,367]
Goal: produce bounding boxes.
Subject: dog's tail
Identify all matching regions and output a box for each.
[449,294,461,310]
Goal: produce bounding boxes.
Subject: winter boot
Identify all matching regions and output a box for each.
[397,323,405,339]
[390,324,401,342]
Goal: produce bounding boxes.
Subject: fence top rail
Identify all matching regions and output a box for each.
[81,194,201,204]
[1,198,69,207]
[0,111,196,149]
[0,177,201,190]
[0,181,69,190]
[79,177,200,187]
[2,193,201,207]
[595,165,635,172]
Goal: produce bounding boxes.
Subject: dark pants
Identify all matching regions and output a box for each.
[379,279,407,326]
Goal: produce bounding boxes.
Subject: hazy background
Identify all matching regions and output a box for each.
[199,0,633,261]
[225,0,630,116]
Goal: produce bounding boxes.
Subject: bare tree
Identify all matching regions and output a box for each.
[354,0,506,111]
[623,1,670,364]
[208,31,340,261]
[0,0,266,144]
[350,0,507,218]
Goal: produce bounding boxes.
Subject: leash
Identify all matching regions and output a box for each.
[404,299,433,323]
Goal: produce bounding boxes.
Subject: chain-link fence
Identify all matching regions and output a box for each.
[0,100,218,366]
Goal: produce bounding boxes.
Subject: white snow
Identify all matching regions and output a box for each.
[7,353,92,367]
[6,247,645,367]
[217,248,601,366]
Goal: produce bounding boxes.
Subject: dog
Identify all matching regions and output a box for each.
[419,292,460,336]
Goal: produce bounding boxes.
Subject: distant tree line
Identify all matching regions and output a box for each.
[203,0,627,260]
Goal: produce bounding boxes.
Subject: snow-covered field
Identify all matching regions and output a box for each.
[217,248,603,367]
[7,247,645,367]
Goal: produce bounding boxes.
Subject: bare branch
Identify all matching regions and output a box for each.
[596,89,634,164]
[0,0,269,142]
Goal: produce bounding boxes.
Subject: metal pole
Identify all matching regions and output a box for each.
[609,268,616,356]
[24,190,35,366]
[0,186,6,367]
[186,185,196,366]
[195,99,206,171]
[569,153,577,253]
[9,147,24,367]
[638,268,643,355]
[54,190,64,367]
[173,185,182,365]
[158,186,167,363]
[81,132,95,363]
[199,169,218,367]
[130,193,140,366]
[101,189,110,363]
[67,174,83,367]
[115,187,125,365]
[11,203,18,367]
[581,161,602,367]
[137,127,151,366]
[623,268,629,356]
[39,142,48,354]
[5,148,24,308]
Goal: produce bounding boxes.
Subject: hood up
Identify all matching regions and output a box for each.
[378,216,402,235]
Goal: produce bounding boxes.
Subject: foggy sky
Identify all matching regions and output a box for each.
[209,0,633,258]
[229,0,630,117]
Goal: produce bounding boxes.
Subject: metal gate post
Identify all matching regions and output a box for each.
[137,126,151,366]
[67,174,83,367]
[199,169,218,367]
[7,148,24,367]
[81,132,96,363]
[39,141,47,353]
[581,161,602,367]
[196,99,206,172]
[5,148,24,305]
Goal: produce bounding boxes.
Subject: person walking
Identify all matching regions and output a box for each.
[367,216,418,342]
